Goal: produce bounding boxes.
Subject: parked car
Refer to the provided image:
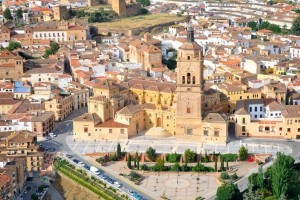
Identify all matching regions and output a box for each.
[72,159,80,164]
[113,181,122,188]
[78,162,85,167]
[66,154,73,159]
[90,166,100,175]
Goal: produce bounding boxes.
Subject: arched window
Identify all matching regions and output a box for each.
[182,76,185,84]
[186,102,191,113]
[192,76,195,84]
[187,73,191,84]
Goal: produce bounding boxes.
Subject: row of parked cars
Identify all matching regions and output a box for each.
[65,154,145,200]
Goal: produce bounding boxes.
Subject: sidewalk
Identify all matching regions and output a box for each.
[84,157,159,200]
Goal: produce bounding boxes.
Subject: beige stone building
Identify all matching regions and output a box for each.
[0,131,43,172]
[234,99,300,139]
[44,93,72,121]
[73,28,228,144]
[0,50,23,80]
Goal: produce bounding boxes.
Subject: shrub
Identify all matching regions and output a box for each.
[220,154,237,162]
[129,171,142,181]
[192,163,206,172]
[166,152,180,163]
[184,149,197,163]
[181,164,189,172]
[238,146,248,161]
[231,173,238,180]
[141,164,149,171]
[152,158,164,171]
[146,147,157,161]
[220,172,230,180]
[171,162,181,171]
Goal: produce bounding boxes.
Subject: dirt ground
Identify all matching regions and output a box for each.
[52,172,103,200]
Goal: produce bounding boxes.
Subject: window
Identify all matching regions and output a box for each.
[50,105,52,108]
[287,128,291,132]
[298,128,300,132]
[260,106,263,111]
[109,129,112,133]
[250,107,252,112]
[279,127,282,131]
[260,115,262,118]
[214,130,219,137]
[182,76,185,84]
[120,129,124,134]
[242,118,245,123]
[84,127,88,133]
[187,73,191,84]
[88,133,91,136]
[265,126,270,131]
[255,107,257,112]
[255,115,257,118]
[187,106,191,113]
[186,128,193,135]
[242,126,246,131]
[203,130,208,136]
[192,76,195,84]
[187,56,190,60]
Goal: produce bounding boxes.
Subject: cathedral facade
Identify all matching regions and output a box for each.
[73,28,228,144]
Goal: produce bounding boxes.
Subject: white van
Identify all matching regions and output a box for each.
[90,166,100,175]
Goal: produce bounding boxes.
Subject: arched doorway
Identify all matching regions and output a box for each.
[157,118,161,127]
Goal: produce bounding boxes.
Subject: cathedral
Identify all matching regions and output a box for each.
[73,27,228,144]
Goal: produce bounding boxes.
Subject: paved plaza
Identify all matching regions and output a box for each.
[64,135,293,156]
[139,172,219,200]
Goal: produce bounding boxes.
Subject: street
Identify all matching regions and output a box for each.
[39,107,300,200]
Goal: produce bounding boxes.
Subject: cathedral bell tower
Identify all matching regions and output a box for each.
[175,26,204,137]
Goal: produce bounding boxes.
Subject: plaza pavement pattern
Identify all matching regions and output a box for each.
[65,135,292,155]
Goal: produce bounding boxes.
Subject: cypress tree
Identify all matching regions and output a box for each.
[220,158,224,171]
[116,143,121,159]
[127,154,132,169]
[214,159,217,172]
[137,153,140,170]
[134,153,137,168]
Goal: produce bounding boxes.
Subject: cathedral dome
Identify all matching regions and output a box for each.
[179,42,201,51]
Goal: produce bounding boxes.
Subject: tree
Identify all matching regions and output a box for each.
[44,42,59,58]
[247,21,258,31]
[7,41,21,51]
[220,157,225,171]
[140,8,148,15]
[238,146,248,161]
[216,183,241,200]
[192,163,207,172]
[291,16,300,36]
[31,194,39,200]
[153,158,164,171]
[215,159,218,172]
[257,165,264,189]
[88,9,110,23]
[171,162,180,171]
[213,151,216,162]
[271,152,295,199]
[184,149,197,163]
[166,152,180,163]
[137,0,150,7]
[127,154,132,169]
[134,152,138,168]
[3,8,12,21]
[137,153,140,170]
[16,9,23,20]
[146,147,157,161]
[116,143,121,159]
[76,10,87,18]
